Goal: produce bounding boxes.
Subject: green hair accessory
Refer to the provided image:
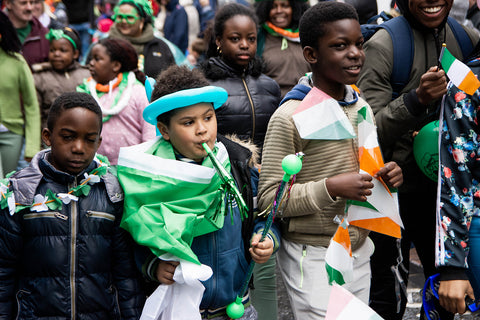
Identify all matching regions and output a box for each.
[45,29,77,50]
[117,0,154,19]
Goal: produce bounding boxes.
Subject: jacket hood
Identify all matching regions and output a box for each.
[223,134,259,167]
[395,0,449,32]
[199,56,263,80]
[166,0,180,12]
[31,61,86,74]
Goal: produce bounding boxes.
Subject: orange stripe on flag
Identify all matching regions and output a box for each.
[332,223,352,257]
[359,147,392,195]
[350,217,401,238]
[359,147,384,176]
[459,72,480,95]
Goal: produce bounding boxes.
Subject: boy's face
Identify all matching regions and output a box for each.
[42,107,102,175]
[409,0,452,29]
[304,18,364,99]
[157,103,217,162]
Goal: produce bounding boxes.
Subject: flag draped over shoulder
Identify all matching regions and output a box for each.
[292,87,356,140]
[325,219,353,285]
[117,137,231,265]
[326,284,384,320]
[440,45,480,95]
[347,106,403,238]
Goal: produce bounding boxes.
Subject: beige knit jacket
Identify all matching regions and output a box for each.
[258,91,371,250]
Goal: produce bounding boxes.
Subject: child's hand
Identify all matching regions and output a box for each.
[326,172,374,201]
[374,161,403,188]
[155,260,180,285]
[250,234,274,264]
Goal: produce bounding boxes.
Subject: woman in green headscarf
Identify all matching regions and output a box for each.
[255,0,310,98]
[108,0,176,78]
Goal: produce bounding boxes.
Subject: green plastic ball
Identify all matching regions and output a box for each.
[226,298,245,319]
[413,120,439,182]
[282,154,303,175]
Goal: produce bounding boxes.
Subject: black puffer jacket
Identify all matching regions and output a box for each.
[0,150,145,319]
[198,57,281,152]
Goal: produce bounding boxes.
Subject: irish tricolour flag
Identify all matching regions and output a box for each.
[325,219,353,285]
[326,284,384,320]
[292,87,356,140]
[347,106,403,238]
[439,44,480,95]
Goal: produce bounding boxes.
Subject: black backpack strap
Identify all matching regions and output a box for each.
[446,16,474,60]
[378,16,414,100]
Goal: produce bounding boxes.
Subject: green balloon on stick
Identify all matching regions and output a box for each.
[413,120,439,182]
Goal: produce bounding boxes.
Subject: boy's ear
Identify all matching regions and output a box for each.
[303,46,318,65]
[157,122,170,140]
[42,128,52,147]
[73,49,80,60]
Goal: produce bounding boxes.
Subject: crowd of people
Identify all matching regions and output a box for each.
[1,0,480,319]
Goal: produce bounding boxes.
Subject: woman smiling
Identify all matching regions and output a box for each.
[255,0,310,97]
[108,0,176,78]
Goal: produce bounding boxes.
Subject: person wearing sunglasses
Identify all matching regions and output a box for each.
[108,0,176,79]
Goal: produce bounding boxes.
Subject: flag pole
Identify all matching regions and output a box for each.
[226,153,304,319]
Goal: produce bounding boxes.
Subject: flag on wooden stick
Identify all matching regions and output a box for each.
[439,44,480,95]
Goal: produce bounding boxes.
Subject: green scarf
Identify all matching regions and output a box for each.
[117,137,234,264]
[108,23,155,56]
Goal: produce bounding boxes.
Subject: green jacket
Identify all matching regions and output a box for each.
[0,49,40,158]
[357,22,478,192]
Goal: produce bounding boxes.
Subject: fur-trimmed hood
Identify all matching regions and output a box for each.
[223,134,260,167]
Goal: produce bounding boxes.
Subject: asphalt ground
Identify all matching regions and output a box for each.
[276,248,479,320]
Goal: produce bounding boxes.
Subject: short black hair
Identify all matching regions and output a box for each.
[205,3,259,58]
[255,0,310,30]
[47,92,103,132]
[151,65,210,126]
[299,1,359,50]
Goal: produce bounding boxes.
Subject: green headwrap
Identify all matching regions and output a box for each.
[117,0,154,19]
[45,29,77,50]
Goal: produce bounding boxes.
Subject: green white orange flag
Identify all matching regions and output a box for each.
[292,86,356,140]
[326,284,384,320]
[117,137,232,265]
[439,44,480,95]
[346,106,403,238]
[325,219,353,286]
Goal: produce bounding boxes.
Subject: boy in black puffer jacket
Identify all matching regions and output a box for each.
[0,92,145,319]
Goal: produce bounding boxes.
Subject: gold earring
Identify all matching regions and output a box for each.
[217,46,222,55]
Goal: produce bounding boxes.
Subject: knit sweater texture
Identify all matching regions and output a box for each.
[258,83,370,250]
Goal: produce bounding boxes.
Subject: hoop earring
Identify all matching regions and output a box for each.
[217,46,222,55]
